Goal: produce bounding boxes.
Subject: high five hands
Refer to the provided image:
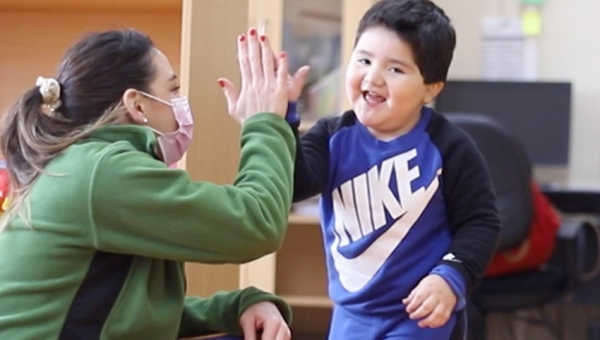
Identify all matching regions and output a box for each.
[219,28,309,124]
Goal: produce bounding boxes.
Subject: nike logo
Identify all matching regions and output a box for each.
[330,148,441,292]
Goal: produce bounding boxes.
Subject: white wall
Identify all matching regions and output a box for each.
[436,0,600,183]
[539,0,600,182]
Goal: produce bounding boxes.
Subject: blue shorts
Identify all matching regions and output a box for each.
[328,306,457,340]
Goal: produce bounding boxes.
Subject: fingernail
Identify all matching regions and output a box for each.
[280,51,287,58]
[239,35,245,42]
[217,80,225,88]
[249,28,256,36]
[260,35,266,42]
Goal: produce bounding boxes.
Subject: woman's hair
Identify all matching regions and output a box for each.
[0,29,157,231]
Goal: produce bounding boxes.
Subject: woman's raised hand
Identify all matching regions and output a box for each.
[218,28,289,124]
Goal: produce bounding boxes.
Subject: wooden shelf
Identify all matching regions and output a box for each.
[289,306,332,336]
[276,222,328,298]
[298,119,317,133]
[281,295,333,308]
[289,213,320,225]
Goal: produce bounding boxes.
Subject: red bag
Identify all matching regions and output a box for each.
[485,181,561,277]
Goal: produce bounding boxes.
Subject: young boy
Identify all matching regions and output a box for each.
[287,0,501,339]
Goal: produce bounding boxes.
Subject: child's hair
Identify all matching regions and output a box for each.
[356,0,456,84]
[0,29,157,231]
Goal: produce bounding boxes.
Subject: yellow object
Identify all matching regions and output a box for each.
[522,7,543,36]
[1,197,9,212]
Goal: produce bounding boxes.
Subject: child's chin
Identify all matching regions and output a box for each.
[355,110,381,128]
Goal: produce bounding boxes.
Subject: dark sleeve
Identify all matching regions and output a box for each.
[429,115,501,292]
[286,104,350,202]
[291,119,333,202]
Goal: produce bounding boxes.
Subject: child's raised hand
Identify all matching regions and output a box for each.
[286,66,310,102]
[402,274,456,328]
[271,54,309,102]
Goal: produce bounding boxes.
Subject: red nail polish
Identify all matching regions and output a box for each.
[239,35,245,42]
[260,35,266,42]
[249,28,256,36]
[280,51,287,58]
[217,80,225,87]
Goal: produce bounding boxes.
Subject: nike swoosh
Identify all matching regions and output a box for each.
[330,171,441,292]
[336,211,407,258]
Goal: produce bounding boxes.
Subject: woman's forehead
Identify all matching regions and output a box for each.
[151,48,177,82]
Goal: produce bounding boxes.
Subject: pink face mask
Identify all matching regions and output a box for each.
[140,92,194,167]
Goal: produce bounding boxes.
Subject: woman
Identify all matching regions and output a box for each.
[0,28,296,340]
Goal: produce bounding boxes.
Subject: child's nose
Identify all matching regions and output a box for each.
[363,69,384,87]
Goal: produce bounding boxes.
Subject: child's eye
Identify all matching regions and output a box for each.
[358,58,371,65]
[389,67,403,74]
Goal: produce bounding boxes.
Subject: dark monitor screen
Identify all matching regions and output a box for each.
[434,80,572,166]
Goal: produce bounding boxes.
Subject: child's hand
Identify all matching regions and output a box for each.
[403,274,456,328]
[285,66,310,102]
[271,53,309,102]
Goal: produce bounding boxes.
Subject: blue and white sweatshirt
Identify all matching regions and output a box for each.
[290,107,500,316]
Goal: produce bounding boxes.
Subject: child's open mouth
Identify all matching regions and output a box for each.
[362,91,386,105]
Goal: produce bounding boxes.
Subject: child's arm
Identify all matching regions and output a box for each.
[434,132,501,292]
[285,102,336,202]
[404,117,501,328]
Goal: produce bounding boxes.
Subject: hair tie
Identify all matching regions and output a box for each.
[35,76,62,113]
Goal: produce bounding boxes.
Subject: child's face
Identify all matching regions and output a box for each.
[345,26,443,140]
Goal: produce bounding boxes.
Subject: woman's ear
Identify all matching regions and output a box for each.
[122,89,148,124]
[423,82,445,105]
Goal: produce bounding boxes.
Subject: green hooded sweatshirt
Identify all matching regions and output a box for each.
[0,113,295,339]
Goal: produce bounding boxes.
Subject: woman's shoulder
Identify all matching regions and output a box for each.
[48,125,160,179]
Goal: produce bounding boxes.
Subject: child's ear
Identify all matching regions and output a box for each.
[423,82,445,105]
